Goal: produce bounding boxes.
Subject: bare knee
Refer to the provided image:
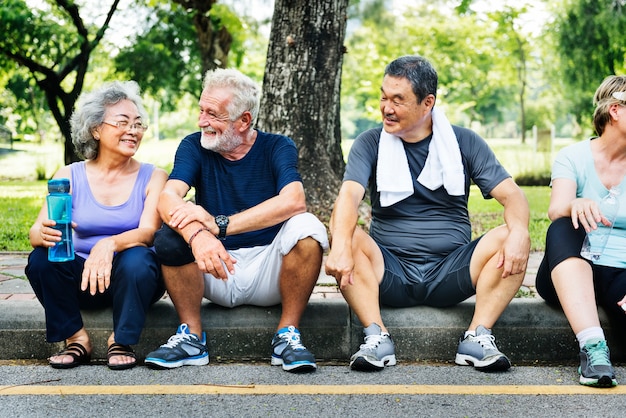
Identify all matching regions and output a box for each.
[288,236,323,262]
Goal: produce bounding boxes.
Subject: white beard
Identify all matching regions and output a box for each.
[200,125,242,153]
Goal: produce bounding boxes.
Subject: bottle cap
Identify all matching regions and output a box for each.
[48,178,70,193]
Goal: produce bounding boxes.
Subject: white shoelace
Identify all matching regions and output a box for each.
[279,327,306,350]
[470,333,497,350]
[360,333,387,350]
[160,328,195,348]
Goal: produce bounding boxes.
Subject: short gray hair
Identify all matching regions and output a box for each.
[385,55,438,103]
[70,81,147,160]
[202,68,260,126]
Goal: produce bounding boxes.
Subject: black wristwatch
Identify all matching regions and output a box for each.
[215,215,229,240]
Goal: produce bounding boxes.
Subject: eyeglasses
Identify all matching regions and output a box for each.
[102,120,148,133]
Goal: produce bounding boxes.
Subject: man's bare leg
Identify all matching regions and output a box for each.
[162,263,205,336]
[277,237,323,329]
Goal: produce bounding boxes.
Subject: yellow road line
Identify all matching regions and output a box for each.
[0,384,624,395]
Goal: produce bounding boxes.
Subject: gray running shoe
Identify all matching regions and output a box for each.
[350,323,396,371]
[271,325,317,372]
[455,325,511,372]
[145,323,209,369]
[578,339,618,387]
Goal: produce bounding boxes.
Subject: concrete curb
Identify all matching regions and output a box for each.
[1,297,624,364]
[2,251,624,365]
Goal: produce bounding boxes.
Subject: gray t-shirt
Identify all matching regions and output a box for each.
[344,126,510,261]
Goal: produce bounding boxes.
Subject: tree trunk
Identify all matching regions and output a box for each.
[172,0,232,73]
[258,0,349,223]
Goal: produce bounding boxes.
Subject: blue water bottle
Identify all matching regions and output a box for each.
[47,178,74,262]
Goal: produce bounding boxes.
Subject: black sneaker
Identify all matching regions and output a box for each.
[144,323,209,369]
[271,326,317,372]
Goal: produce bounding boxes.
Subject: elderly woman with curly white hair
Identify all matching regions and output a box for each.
[26,81,167,370]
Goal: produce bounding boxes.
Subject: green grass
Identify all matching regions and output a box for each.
[469,185,550,252]
[0,181,46,251]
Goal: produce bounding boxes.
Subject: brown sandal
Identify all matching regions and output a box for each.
[107,343,137,370]
[49,342,91,369]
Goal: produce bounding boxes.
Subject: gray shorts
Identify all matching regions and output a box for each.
[378,238,480,308]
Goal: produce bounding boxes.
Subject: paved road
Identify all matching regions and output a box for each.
[1,362,624,417]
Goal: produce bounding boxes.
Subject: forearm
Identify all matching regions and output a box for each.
[503,190,530,234]
[221,181,306,237]
[329,184,363,249]
[100,227,155,252]
[229,195,305,236]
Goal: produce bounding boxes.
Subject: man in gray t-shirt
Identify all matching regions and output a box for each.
[325,55,530,372]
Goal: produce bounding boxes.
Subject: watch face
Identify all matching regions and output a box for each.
[216,215,229,239]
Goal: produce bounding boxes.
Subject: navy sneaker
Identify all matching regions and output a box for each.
[145,323,209,369]
[271,326,317,372]
[579,339,618,387]
[455,325,511,372]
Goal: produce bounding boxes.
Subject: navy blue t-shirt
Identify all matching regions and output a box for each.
[169,130,302,250]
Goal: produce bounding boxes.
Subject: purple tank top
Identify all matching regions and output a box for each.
[70,161,155,259]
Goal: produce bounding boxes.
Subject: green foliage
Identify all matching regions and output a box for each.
[341,1,535,137]
[5,70,51,139]
[1,0,72,68]
[115,2,203,107]
[115,1,252,110]
[0,0,123,163]
[523,101,555,133]
[553,0,626,130]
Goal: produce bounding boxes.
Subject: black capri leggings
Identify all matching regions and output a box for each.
[536,217,626,330]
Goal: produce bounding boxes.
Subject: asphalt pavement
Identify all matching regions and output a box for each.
[1,363,625,417]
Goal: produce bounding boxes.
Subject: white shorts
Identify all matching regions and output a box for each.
[203,212,328,308]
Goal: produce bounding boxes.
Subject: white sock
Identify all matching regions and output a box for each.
[464,330,476,338]
[576,327,605,349]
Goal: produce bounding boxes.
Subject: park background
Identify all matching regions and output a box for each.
[1,0,625,253]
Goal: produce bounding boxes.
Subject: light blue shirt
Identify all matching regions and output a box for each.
[552,138,626,268]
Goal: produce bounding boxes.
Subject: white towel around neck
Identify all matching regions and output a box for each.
[376,107,464,207]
